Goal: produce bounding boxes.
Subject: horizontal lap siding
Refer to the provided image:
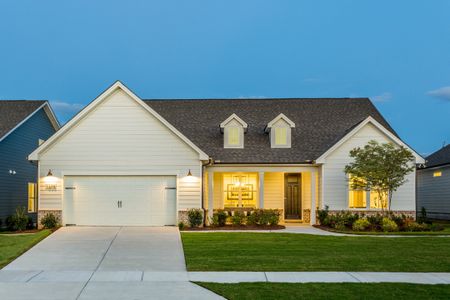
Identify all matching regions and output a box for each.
[264,172,284,209]
[39,89,202,211]
[417,166,450,220]
[322,123,416,211]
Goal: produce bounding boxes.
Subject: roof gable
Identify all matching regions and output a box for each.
[0,101,60,142]
[28,81,208,160]
[220,113,248,129]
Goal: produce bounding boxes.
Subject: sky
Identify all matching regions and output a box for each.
[0,1,449,155]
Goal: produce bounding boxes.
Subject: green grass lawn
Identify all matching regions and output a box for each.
[181,232,450,272]
[197,282,450,300]
[0,230,51,269]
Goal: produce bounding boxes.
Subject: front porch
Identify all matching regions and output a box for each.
[204,165,320,224]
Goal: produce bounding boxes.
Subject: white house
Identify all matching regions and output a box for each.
[29,81,424,226]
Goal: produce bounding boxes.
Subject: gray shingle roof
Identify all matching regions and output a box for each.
[0,100,47,140]
[145,98,397,163]
[426,145,450,168]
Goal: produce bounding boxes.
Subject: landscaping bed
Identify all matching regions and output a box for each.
[181,232,450,271]
[316,206,445,234]
[182,225,285,231]
[197,282,450,300]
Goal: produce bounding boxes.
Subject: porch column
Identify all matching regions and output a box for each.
[259,172,264,209]
[208,171,214,221]
[310,170,317,225]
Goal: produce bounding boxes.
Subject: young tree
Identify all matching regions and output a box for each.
[344,140,415,212]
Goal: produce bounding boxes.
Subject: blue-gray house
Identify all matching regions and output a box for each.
[0,101,59,224]
[417,144,450,220]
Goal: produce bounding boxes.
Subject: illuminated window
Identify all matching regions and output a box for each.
[275,127,288,145]
[370,191,388,209]
[348,176,366,208]
[433,171,442,177]
[28,183,37,213]
[227,127,240,146]
[223,174,258,208]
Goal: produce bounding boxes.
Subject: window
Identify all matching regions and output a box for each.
[228,127,240,146]
[433,171,442,177]
[28,183,37,213]
[266,113,295,148]
[348,176,388,209]
[223,174,258,208]
[220,114,247,149]
[275,127,288,145]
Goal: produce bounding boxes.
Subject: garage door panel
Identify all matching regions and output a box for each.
[63,176,176,226]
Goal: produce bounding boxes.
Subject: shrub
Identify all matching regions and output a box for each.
[26,216,34,230]
[212,210,227,227]
[187,209,203,227]
[334,220,346,231]
[353,218,370,231]
[267,210,281,226]
[317,206,329,226]
[40,212,59,229]
[427,223,445,232]
[403,220,425,232]
[178,221,185,230]
[5,215,15,231]
[8,207,29,231]
[381,217,398,232]
[246,210,259,225]
[231,211,245,226]
[417,207,431,224]
[367,213,383,230]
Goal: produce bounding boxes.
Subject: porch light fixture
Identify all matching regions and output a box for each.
[43,169,58,190]
[187,169,192,177]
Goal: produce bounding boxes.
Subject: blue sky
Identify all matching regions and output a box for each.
[1,1,449,155]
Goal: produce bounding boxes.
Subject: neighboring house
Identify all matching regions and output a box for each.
[417,145,450,220]
[0,101,59,223]
[28,82,424,226]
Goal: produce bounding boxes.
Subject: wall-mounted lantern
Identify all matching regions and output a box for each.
[43,170,58,191]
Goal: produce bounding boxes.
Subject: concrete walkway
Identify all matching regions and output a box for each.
[0,227,222,300]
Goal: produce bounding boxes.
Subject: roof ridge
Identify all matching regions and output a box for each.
[143,97,370,101]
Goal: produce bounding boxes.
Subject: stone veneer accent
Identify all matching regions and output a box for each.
[178,209,205,227]
[328,210,416,219]
[302,209,311,223]
[37,210,62,229]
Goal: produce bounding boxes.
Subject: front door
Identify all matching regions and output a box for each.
[284,173,302,219]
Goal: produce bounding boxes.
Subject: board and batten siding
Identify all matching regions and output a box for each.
[417,166,450,220]
[321,122,416,211]
[38,89,202,212]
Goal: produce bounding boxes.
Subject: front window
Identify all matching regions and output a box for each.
[223,173,257,208]
[227,127,240,146]
[348,176,388,209]
[28,182,37,213]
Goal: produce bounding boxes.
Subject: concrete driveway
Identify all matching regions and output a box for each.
[0,227,222,300]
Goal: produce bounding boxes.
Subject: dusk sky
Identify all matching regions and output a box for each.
[1,1,449,155]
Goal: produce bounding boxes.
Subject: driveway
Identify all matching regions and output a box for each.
[0,227,222,300]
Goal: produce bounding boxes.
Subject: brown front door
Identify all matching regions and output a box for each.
[284,173,302,219]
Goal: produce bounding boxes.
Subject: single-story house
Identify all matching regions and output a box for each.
[28,81,424,226]
[0,101,59,223]
[417,144,450,220]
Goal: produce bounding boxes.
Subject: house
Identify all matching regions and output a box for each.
[417,144,450,220]
[28,81,424,226]
[0,101,59,223]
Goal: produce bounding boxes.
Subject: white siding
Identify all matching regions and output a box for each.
[38,89,202,212]
[322,123,416,211]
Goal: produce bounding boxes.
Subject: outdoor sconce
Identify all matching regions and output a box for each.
[43,169,58,191]
[187,169,192,177]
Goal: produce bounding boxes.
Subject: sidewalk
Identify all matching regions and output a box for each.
[2,270,450,285]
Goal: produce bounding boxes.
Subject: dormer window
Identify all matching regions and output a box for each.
[265,113,295,148]
[220,114,247,149]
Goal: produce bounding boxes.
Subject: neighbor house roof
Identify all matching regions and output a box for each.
[145,98,398,163]
[425,144,450,168]
[0,100,59,142]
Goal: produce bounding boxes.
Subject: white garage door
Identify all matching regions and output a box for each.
[63,176,176,226]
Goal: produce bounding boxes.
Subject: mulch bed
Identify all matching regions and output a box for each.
[182,225,286,231]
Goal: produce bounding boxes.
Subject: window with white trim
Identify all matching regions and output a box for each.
[266,113,295,148]
[28,182,37,213]
[348,176,388,209]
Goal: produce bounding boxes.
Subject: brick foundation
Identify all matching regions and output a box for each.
[302,209,311,223]
[37,210,62,229]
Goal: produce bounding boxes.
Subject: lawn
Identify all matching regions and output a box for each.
[181,232,450,272]
[0,230,51,268]
[197,282,450,300]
